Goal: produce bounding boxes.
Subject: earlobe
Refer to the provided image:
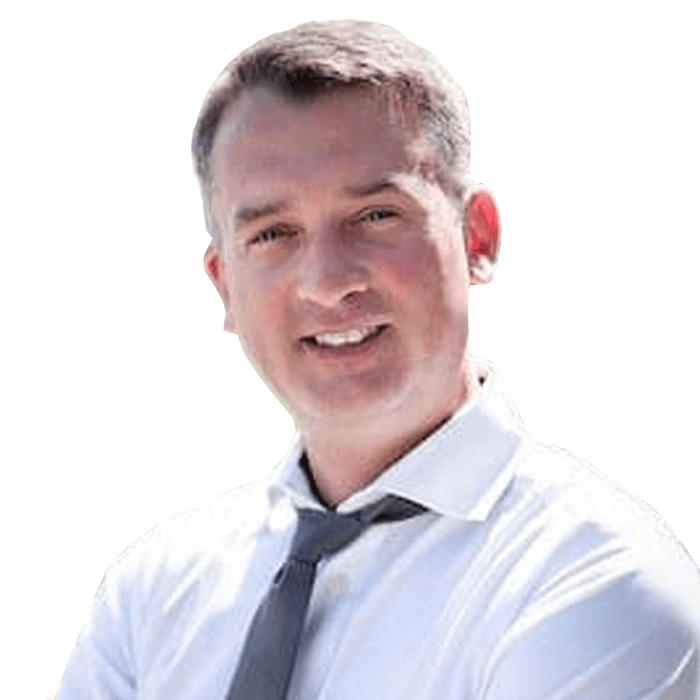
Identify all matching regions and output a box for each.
[204,244,223,286]
[466,189,501,285]
[203,244,237,334]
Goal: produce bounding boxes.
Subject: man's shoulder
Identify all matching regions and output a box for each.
[102,473,276,598]
[503,436,700,632]
[506,437,700,574]
[476,438,700,698]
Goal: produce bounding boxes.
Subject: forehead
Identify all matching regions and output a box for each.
[209,86,437,207]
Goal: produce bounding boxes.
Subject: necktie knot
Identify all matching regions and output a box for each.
[290,510,365,564]
[289,495,428,564]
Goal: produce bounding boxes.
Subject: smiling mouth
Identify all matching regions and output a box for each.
[302,324,388,348]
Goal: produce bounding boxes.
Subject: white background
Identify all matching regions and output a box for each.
[2,1,698,697]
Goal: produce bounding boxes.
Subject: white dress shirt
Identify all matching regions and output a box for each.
[55,366,700,700]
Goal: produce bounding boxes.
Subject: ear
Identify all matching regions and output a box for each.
[203,243,237,334]
[465,189,501,285]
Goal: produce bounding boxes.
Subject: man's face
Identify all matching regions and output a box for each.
[207,86,474,431]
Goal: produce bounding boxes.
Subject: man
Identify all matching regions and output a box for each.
[55,20,700,700]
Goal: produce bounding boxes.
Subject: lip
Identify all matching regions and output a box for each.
[300,324,389,360]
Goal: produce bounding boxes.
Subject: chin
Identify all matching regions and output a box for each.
[291,376,418,427]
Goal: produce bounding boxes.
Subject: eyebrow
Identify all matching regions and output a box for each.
[232,200,289,228]
[343,177,402,198]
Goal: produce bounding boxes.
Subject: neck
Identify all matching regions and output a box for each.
[298,359,484,507]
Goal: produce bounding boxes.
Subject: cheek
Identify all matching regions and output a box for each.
[384,237,466,311]
[382,238,470,360]
[381,237,439,290]
[232,272,286,349]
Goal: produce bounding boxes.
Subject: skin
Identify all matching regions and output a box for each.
[204,86,501,506]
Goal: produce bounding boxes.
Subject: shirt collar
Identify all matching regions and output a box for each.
[269,361,525,522]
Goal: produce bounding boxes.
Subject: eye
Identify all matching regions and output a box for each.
[360,208,398,224]
[249,225,297,246]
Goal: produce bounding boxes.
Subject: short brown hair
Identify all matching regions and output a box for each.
[192,20,471,237]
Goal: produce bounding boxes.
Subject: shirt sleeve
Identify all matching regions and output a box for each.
[53,561,138,700]
[480,550,700,700]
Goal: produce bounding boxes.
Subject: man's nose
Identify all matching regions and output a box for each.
[296,231,369,307]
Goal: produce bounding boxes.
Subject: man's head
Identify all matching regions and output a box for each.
[196,20,500,441]
[192,20,472,243]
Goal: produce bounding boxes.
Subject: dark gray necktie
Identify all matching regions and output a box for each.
[225,494,427,700]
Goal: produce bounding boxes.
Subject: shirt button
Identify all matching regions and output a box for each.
[327,573,349,595]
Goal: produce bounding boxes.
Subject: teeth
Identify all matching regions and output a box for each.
[313,326,380,347]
